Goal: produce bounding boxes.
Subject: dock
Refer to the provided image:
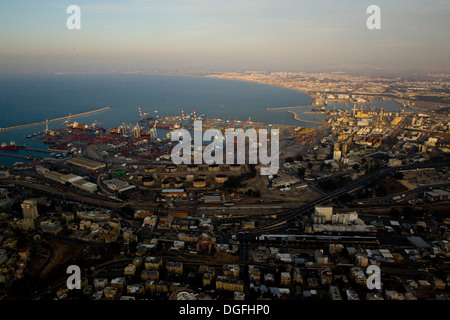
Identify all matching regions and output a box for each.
[0,107,110,132]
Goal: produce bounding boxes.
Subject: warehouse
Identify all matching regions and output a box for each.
[71,179,98,193]
[103,179,129,191]
[161,189,187,198]
[425,189,450,202]
[66,157,106,170]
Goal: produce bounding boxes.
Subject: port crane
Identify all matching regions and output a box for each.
[243,117,252,131]
[118,122,131,136]
[132,123,141,138]
[63,113,72,127]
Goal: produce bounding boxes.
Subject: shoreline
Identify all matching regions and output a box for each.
[202,74,447,113]
[202,74,316,101]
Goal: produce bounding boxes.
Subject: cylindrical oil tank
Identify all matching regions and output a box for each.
[174,179,184,188]
[186,175,195,182]
[193,178,206,188]
[229,164,241,172]
[215,174,228,184]
[187,164,199,172]
[208,164,220,172]
[165,165,177,173]
[142,176,155,187]
[161,176,176,188]
[144,165,157,173]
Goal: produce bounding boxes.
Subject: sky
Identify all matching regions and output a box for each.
[0,0,449,74]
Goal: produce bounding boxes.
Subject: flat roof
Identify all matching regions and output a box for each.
[408,236,432,248]
[104,179,128,187]
[162,189,185,193]
[118,185,136,193]
[66,157,106,170]
[426,189,450,196]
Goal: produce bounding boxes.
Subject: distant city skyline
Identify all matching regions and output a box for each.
[1,0,449,75]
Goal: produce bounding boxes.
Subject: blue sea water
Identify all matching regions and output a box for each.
[0,74,402,167]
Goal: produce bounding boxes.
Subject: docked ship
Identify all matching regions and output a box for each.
[138,106,155,126]
[1,141,18,150]
[71,121,106,132]
[156,123,175,130]
[311,106,327,112]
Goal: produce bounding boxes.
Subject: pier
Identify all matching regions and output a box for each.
[0,107,110,132]
[22,147,51,153]
[0,153,41,160]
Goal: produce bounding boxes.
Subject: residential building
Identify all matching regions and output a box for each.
[21,200,38,220]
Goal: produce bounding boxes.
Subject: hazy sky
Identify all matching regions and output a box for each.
[1,0,449,74]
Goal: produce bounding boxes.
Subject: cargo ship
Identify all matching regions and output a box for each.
[311,107,326,112]
[1,141,18,150]
[71,121,106,132]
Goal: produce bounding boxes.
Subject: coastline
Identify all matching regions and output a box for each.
[202,74,316,102]
[201,73,447,113]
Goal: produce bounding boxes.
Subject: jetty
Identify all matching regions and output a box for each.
[22,147,51,153]
[0,107,110,132]
[0,153,41,160]
[266,105,312,111]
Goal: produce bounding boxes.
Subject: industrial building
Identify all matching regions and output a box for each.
[161,189,187,198]
[40,220,62,235]
[425,189,450,202]
[312,206,333,223]
[103,179,129,191]
[66,157,106,170]
[37,167,98,193]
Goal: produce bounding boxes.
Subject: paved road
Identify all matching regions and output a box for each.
[241,161,450,236]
